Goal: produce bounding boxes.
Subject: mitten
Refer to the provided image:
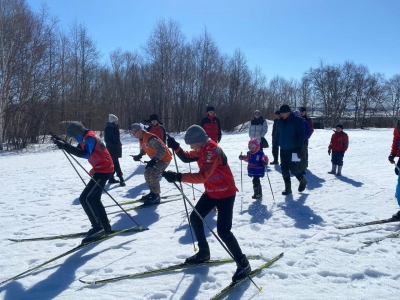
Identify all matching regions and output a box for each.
[389,154,396,164]
[145,158,157,169]
[328,149,331,155]
[132,154,143,161]
[238,155,244,160]
[167,136,180,150]
[162,171,182,183]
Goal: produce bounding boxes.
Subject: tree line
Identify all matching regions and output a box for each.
[1,0,399,150]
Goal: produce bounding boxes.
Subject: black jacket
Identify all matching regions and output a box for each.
[104,122,122,158]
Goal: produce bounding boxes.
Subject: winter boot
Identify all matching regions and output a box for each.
[141,192,154,201]
[297,175,307,192]
[328,164,337,175]
[282,178,292,195]
[392,211,400,220]
[232,255,251,282]
[270,160,279,165]
[118,176,126,186]
[336,166,342,176]
[82,227,105,244]
[252,184,262,199]
[144,193,161,205]
[185,248,210,264]
[108,176,120,184]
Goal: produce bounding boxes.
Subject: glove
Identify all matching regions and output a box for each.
[145,158,157,169]
[389,154,396,164]
[162,171,182,183]
[132,154,143,161]
[328,149,331,155]
[167,136,180,150]
[54,139,66,149]
[238,155,244,160]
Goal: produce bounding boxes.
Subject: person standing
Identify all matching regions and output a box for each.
[163,125,251,282]
[144,113,167,144]
[130,123,172,205]
[238,138,269,200]
[276,104,307,195]
[299,107,314,174]
[249,110,268,149]
[271,111,281,164]
[104,114,125,186]
[200,105,222,143]
[388,110,400,175]
[328,124,349,176]
[53,121,114,243]
[294,110,312,174]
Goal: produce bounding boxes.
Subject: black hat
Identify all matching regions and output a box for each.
[336,124,343,129]
[145,113,163,125]
[206,106,215,112]
[274,110,281,115]
[66,121,86,137]
[279,104,291,113]
[299,107,307,112]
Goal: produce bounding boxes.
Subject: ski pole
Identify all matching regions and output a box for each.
[57,141,142,228]
[172,183,262,291]
[189,162,196,200]
[50,133,86,186]
[265,166,275,203]
[240,151,243,192]
[169,148,197,253]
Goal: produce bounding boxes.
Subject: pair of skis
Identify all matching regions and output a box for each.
[335,217,400,244]
[79,253,284,300]
[2,226,148,285]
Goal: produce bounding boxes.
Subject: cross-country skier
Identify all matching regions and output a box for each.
[163,125,251,282]
[53,121,114,243]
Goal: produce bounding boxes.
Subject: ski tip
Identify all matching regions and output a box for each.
[259,286,263,292]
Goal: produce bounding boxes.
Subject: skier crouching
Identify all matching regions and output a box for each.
[239,138,269,200]
[163,125,251,282]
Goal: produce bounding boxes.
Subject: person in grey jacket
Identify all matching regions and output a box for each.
[249,110,268,149]
[276,104,307,195]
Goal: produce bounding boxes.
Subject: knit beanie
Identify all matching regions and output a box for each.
[184,125,208,145]
[336,124,343,129]
[66,121,86,137]
[254,110,261,115]
[109,114,118,123]
[248,138,260,153]
[206,106,215,112]
[279,104,291,113]
[130,123,145,132]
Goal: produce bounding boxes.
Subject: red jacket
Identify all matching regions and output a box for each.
[80,131,114,175]
[329,131,349,152]
[390,124,400,156]
[180,139,238,199]
[201,114,221,143]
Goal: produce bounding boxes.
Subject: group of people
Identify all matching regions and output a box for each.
[59,101,400,285]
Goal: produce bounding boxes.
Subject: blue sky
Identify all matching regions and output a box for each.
[27,0,400,80]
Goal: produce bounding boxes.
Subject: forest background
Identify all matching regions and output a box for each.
[1,0,400,150]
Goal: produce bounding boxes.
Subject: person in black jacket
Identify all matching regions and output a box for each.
[104,114,125,186]
[271,111,281,164]
[276,104,307,195]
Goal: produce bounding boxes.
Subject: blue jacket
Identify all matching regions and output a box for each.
[277,113,305,150]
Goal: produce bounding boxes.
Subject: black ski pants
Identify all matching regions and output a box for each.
[190,193,244,260]
[79,172,112,231]
[111,155,123,177]
[280,149,301,180]
[272,140,279,162]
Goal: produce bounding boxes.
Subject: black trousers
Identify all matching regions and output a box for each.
[79,172,113,231]
[190,193,244,260]
[331,151,345,166]
[252,176,261,187]
[111,155,123,177]
[280,149,301,180]
[272,141,279,162]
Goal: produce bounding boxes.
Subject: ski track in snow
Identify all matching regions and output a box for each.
[0,126,399,299]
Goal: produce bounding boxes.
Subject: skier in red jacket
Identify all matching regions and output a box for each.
[328,124,349,176]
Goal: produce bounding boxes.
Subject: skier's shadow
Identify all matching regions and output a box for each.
[178,266,211,300]
[279,194,324,229]
[0,217,134,300]
[176,212,217,245]
[334,175,363,187]
[241,200,272,224]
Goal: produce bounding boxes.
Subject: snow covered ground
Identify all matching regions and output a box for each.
[0,124,399,300]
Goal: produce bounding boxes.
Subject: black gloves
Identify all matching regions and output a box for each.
[162,170,182,183]
[389,154,396,164]
[167,136,180,151]
[328,149,331,155]
[238,155,244,160]
[53,135,66,149]
[132,154,143,161]
[145,158,157,169]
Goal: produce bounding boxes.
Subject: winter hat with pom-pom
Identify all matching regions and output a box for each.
[109,114,118,123]
[248,138,261,153]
